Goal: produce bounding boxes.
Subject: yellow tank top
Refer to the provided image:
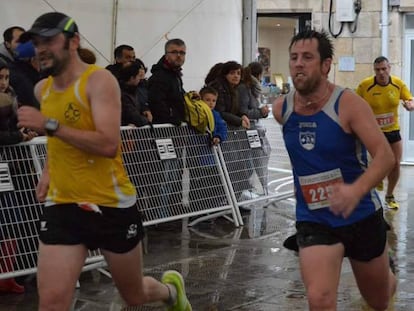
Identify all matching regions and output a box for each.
[356,75,413,132]
[41,64,136,208]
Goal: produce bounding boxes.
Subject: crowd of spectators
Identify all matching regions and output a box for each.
[0,26,272,294]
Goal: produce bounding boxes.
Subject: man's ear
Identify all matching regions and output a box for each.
[4,41,11,49]
[70,33,81,50]
[322,58,332,76]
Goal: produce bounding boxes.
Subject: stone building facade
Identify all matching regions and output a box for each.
[257,0,414,89]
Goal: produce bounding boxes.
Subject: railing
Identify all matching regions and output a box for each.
[0,123,293,279]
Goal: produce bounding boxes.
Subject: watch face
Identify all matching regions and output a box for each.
[45,118,59,136]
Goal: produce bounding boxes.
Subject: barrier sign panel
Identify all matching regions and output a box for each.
[155,138,177,160]
[246,130,261,148]
[0,162,14,192]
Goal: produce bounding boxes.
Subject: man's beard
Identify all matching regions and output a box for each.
[39,40,71,78]
[294,76,321,96]
[39,54,68,78]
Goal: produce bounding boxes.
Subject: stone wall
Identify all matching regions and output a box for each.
[257,0,406,89]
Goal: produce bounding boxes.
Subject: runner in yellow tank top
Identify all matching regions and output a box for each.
[356,56,414,209]
[39,64,136,207]
[17,12,191,311]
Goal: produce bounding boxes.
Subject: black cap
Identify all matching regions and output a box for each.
[19,12,78,42]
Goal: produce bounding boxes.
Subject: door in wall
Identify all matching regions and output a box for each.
[403,29,414,162]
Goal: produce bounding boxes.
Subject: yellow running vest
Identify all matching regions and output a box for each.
[356,75,413,132]
[41,65,136,208]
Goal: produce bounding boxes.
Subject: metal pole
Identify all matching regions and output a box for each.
[381,0,389,58]
[242,0,257,65]
[110,0,119,63]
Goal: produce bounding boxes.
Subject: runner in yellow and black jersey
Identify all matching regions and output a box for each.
[356,56,414,209]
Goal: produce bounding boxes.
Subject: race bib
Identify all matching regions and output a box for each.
[375,112,395,128]
[298,168,343,210]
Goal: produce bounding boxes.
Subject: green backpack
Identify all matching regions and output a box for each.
[184,92,215,136]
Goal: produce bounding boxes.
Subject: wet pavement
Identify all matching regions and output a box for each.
[1,165,414,310]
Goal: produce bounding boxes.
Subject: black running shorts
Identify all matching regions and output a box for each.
[296,209,388,262]
[384,130,401,144]
[39,203,145,253]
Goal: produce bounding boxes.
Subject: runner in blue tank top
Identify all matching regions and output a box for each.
[273,29,396,310]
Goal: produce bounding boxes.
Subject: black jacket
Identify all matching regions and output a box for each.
[105,63,123,78]
[0,92,23,145]
[147,56,185,125]
[0,53,40,109]
[120,84,149,127]
[209,77,243,127]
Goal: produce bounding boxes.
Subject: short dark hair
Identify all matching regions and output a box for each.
[3,26,25,43]
[221,61,242,76]
[200,86,218,98]
[117,60,140,83]
[289,29,334,61]
[164,38,185,53]
[374,56,389,64]
[0,58,9,70]
[247,62,263,79]
[135,58,147,73]
[114,44,134,59]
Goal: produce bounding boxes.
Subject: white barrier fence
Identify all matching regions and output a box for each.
[0,123,292,279]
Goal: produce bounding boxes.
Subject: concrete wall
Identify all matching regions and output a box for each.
[257,0,408,90]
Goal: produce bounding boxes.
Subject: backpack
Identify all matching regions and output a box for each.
[184,92,215,135]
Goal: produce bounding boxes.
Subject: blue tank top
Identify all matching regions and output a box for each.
[281,86,382,227]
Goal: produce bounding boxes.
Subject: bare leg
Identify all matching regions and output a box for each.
[299,243,344,311]
[350,245,396,311]
[386,141,402,197]
[37,242,88,311]
[102,242,170,307]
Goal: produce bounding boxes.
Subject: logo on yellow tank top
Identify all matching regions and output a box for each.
[64,103,81,123]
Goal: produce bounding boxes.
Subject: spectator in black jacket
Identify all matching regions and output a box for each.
[105,44,135,78]
[0,61,37,144]
[208,61,249,129]
[1,26,40,109]
[148,38,186,125]
[118,60,152,127]
[0,60,37,294]
[147,39,187,213]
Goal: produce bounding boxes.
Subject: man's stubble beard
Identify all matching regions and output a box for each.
[39,38,71,77]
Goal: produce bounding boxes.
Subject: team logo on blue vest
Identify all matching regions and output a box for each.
[300,131,315,150]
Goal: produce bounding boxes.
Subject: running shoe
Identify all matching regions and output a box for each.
[385,195,399,210]
[162,270,192,311]
[376,180,384,191]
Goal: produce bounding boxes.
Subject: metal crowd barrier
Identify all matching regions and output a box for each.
[1,123,293,280]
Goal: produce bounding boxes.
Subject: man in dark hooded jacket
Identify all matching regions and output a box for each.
[148,39,186,125]
[146,39,187,214]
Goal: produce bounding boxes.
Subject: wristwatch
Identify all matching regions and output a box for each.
[44,118,60,136]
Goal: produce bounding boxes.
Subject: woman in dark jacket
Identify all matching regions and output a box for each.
[118,60,152,127]
[0,61,37,144]
[238,62,271,195]
[238,62,269,120]
[208,61,252,199]
[0,60,37,294]
[208,61,249,129]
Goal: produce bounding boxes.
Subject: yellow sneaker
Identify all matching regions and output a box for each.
[385,195,399,210]
[162,270,192,311]
[376,180,384,191]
